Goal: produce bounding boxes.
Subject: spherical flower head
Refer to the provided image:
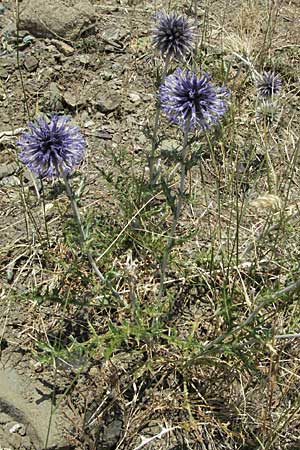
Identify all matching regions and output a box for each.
[256,100,280,126]
[159,68,229,131]
[17,114,86,178]
[152,10,194,60]
[256,71,282,97]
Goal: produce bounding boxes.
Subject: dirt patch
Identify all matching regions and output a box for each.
[0,351,70,449]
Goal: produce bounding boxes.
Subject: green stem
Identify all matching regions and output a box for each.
[63,175,120,299]
[148,55,170,185]
[40,177,50,248]
[159,127,189,296]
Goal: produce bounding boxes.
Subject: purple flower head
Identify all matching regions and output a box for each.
[256,71,282,97]
[152,10,194,60]
[159,68,229,131]
[17,114,86,178]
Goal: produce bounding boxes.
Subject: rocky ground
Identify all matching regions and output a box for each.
[0,0,300,449]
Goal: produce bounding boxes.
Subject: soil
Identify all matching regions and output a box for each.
[0,0,300,449]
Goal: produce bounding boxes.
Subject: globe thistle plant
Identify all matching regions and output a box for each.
[17,114,119,298]
[18,114,85,178]
[255,71,282,97]
[152,10,194,61]
[159,69,229,296]
[159,68,229,131]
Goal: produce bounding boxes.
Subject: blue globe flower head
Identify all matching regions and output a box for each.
[152,10,194,60]
[17,114,86,178]
[256,71,282,97]
[160,68,229,131]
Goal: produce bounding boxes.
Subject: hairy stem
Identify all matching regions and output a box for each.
[148,55,170,185]
[63,175,120,299]
[40,178,50,248]
[159,127,189,296]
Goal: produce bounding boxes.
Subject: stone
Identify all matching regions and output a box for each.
[78,54,90,65]
[63,91,83,109]
[128,92,141,104]
[102,71,113,81]
[8,432,22,448]
[18,0,96,40]
[0,175,20,187]
[23,55,38,72]
[9,422,23,433]
[94,93,122,113]
[0,412,11,425]
[47,82,64,111]
[0,67,8,79]
[51,39,74,56]
[83,120,95,128]
[101,27,129,46]
[1,56,17,72]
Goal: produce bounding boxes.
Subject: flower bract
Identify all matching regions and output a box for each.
[17,115,86,178]
[159,68,229,131]
[256,71,282,97]
[256,100,280,126]
[152,10,194,60]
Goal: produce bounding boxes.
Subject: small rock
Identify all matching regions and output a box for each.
[0,162,18,180]
[51,39,75,56]
[89,366,99,377]
[1,56,17,72]
[48,82,64,111]
[34,361,44,373]
[128,92,141,104]
[0,175,20,187]
[83,120,95,128]
[80,110,90,122]
[22,435,32,449]
[63,91,82,109]
[9,422,23,433]
[102,70,113,81]
[23,55,38,72]
[0,67,9,79]
[111,62,125,74]
[95,129,112,140]
[102,27,129,45]
[94,93,122,113]
[8,432,22,449]
[0,413,11,425]
[101,416,123,449]
[18,424,26,436]
[78,54,90,65]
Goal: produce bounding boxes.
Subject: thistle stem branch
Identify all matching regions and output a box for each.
[159,127,189,297]
[148,55,170,185]
[63,175,120,299]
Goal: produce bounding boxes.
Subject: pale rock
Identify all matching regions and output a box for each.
[51,39,75,56]
[19,0,96,40]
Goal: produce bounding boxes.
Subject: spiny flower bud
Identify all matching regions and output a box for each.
[152,10,194,60]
